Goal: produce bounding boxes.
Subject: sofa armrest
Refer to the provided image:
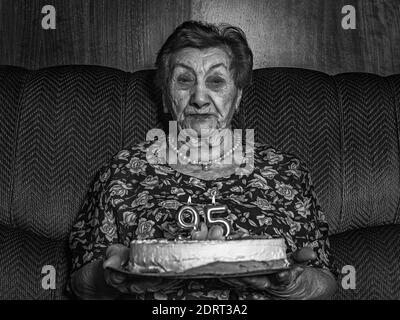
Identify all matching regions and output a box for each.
[330,224,400,300]
[0,224,71,299]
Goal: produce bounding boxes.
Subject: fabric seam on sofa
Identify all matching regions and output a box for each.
[331,74,345,233]
[386,76,400,224]
[8,68,32,229]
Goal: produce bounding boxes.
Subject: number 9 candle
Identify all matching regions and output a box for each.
[176,196,200,231]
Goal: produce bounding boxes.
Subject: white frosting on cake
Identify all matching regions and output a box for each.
[129,238,287,273]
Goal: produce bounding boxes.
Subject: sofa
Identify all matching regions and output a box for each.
[0,65,399,300]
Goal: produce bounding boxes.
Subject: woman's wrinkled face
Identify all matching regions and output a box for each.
[164,47,242,138]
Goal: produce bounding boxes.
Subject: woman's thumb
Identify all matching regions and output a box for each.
[103,244,129,269]
[292,247,317,263]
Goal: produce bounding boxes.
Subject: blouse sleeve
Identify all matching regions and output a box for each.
[68,162,119,277]
[287,157,339,277]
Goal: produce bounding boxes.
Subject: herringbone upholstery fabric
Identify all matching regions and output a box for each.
[240,68,343,234]
[330,224,400,300]
[0,65,399,299]
[10,66,125,240]
[0,66,31,227]
[0,224,70,299]
[123,70,166,147]
[334,73,399,233]
[387,74,400,225]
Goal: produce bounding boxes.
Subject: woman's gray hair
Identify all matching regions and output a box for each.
[155,20,253,91]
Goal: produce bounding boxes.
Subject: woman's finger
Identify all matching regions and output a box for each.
[127,278,181,294]
[219,278,245,288]
[207,225,225,240]
[228,231,246,240]
[104,244,130,267]
[105,268,126,285]
[292,247,317,263]
[191,222,208,240]
[291,265,305,280]
[274,270,291,286]
[240,276,271,290]
[103,254,123,269]
[269,265,305,290]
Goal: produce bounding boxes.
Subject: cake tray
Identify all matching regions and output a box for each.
[106,260,291,279]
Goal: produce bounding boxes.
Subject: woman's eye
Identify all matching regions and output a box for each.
[177,76,194,85]
[207,77,225,88]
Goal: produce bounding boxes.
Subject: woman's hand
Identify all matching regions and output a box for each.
[191,222,225,240]
[220,247,337,300]
[70,244,181,299]
[103,244,182,295]
[231,247,315,292]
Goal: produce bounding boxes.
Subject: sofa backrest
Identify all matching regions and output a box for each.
[244,68,400,235]
[0,65,163,241]
[1,65,399,241]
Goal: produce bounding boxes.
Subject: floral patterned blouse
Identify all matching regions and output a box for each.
[68,139,337,300]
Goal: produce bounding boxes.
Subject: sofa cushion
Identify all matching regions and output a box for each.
[240,68,343,234]
[10,66,126,241]
[330,224,400,299]
[333,73,400,233]
[239,68,400,235]
[0,224,70,299]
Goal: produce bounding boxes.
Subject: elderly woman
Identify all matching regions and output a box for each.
[69,20,338,300]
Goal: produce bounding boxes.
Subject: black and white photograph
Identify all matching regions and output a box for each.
[0,0,399,306]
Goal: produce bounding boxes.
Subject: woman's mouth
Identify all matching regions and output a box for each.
[179,114,220,136]
[187,113,217,120]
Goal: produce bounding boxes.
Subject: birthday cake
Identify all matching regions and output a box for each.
[129,238,289,274]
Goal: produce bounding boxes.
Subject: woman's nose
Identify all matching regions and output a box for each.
[189,83,210,109]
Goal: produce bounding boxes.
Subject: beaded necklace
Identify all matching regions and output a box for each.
[168,136,242,171]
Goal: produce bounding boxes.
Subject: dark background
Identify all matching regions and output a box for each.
[0,0,399,75]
